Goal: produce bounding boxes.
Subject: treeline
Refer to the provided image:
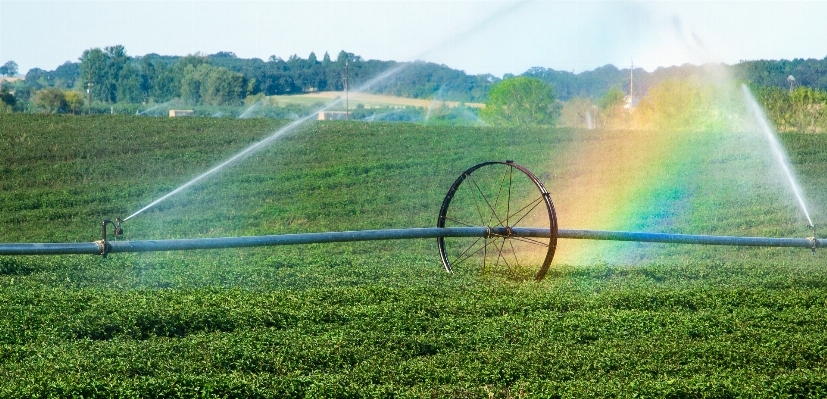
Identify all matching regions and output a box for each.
[10,46,495,108]
[524,58,827,102]
[4,45,827,133]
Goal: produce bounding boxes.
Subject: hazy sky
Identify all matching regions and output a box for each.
[2,1,826,77]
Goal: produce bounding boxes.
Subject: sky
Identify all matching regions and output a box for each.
[1,1,827,77]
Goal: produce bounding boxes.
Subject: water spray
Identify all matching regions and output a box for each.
[742,84,814,228]
[122,63,410,222]
[120,2,529,223]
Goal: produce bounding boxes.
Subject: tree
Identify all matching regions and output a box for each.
[595,87,626,128]
[34,88,68,113]
[179,65,203,104]
[79,48,107,103]
[151,63,179,103]
[64,91,85,114]
[140,55,158,103]
[179,63,245,106]
[480,76,560,126]
[632,78,733,132]
[0,61,18,76]
[0,86,15,108]
[200,65,245,105]
[103,45,128,103]
[116,63,143,103]
[0,86,14,113]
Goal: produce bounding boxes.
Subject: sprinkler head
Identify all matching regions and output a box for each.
[114,217,124,236]
[101,217,125,259]
[807,224,817,255]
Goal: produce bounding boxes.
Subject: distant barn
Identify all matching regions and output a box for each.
[169,110,194,117]
[318,111,348,120]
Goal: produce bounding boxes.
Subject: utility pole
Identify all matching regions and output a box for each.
[630,59,634,102]
[87,67,93,115]
[345,57,349,121]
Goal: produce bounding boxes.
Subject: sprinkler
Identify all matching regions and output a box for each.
[100,217,123,259]
[808,224,817,255]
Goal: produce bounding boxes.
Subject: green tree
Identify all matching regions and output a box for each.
[595,87,626,128]
[179,64,246,106]
[480,76,560,126]
[64,91,85,114]
[34,88,68,113]
[179,65,203,104]
[0,60,18,76]
[151,64,179,103]
[598,87,625,110]
[0,86,16,108]
[79,48,107,103]
[116,63,143,103]
[103,45,128,103]
[201,65,245,105]
[0,87,14,113]
[140,55,158,102]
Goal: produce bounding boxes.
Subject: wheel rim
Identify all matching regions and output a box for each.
[437,161,558,281]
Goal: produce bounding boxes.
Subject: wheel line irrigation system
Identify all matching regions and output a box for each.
[0,161,821,281]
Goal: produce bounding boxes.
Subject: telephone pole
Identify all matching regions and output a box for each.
[345,57,349,121]
[630,59,634,102]
[87,67,93,115]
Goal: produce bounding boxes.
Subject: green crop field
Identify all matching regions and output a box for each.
[2,114,827,397]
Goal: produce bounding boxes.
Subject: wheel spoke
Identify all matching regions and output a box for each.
[511,236,549,248]
[486,165,510,227]
[465,173,487,226]
[454,236,500,267]
[508,239,521,271]
[506,166,513,226]
[482,237,487,273]
[468,173,506,227]
[450,236,483,266]
[440,215,477,228]
[495,238,514,274]
[507,196,545,227]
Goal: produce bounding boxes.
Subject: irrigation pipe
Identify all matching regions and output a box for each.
[0,227,822,256]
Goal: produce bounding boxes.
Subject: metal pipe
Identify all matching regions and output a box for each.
[107,227,487,253]
[0,227,823,256]
[556,229,824,248]
[0,242,103,256]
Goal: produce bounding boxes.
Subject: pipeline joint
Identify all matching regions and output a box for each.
[808,224,818,255]
[101,217,124,259]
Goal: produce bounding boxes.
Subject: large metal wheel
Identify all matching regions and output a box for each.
[437,161,558,281]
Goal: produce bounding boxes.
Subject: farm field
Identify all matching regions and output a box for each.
[270,91,485,110]
[2,114,827,397]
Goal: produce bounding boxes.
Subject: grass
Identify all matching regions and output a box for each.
[2,114,827,397]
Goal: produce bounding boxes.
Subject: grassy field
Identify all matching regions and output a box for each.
[2,114,827,397]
